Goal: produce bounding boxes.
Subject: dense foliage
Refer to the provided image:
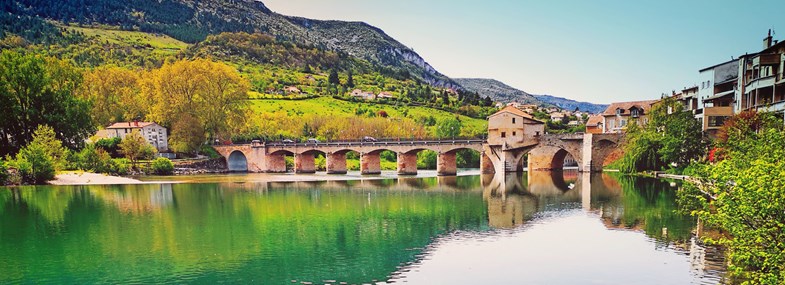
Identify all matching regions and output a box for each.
[0,50,94,156]
[150,157,174,175]
[678,111,785,284]
[619,97,707,173]
[4,126,68,184]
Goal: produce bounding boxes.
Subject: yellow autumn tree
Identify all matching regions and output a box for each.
[78,67,144,126]
[141,59,250,152]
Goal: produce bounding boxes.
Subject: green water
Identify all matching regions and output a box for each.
[0,173,725,284]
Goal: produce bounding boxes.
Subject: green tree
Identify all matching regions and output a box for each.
[119,131,156,168]
[8,125,65,184]
[620,97,706,173]
[436,118,462,139]
[678,111,785,284]
[346,70,355,88]
[0,50,94,156]
[328,69,340,85]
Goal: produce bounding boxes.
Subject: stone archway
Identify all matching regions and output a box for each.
[227,151,248,172]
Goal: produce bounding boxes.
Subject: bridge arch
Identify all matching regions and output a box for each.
[227,150,249,172]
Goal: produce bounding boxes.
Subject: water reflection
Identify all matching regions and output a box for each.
[0,172,725,284]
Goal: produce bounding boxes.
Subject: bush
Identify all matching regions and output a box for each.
[11,143,55,184]
[95,137,122,158]
[150,157,174,175]
[77,144,113,173]
[0,158,8,185]
[110,158,132,175]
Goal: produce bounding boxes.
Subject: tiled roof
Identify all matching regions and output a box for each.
[106,122,157,129]
[490,106,544,123]
[586,115,604,127]
[601,100,658,116]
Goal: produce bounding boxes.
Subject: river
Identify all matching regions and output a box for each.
[0,171,726,284]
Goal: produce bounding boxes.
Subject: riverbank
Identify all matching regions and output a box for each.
[47,170,484,186]
[50,172,173,185]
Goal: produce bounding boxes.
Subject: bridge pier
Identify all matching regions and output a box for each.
[397,152,418,175]
[360,152,381,175]
[266,153,287,173]
[295,153,316,174]
[326,152,347,174]
[437,152,457,176]
[480,151,495,174]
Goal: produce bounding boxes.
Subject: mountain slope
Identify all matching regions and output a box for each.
[455,78,607,114]
[3,0,457,88]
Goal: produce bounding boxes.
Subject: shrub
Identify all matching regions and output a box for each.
[108,158,131,175]
[77,144,113,173]
[150,157,174,175]
[95,137,122,158]
[0,158,8,185]
[11,143,55,184]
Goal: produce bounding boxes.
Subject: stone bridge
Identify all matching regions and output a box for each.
[214,133,622,176]
[214,140,486,176]
[484,133,624,174]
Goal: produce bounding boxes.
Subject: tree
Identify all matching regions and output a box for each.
[346,70,354,88]
[141,58,250,148]
[483,96,493,107]
[0,50,94,156]
[8,125,66,184]
[436,117,462,139]
[328,69,340,85]
[168,114,205,154]
[678,111,785,283]
[119,131,156,168]
[619,97,707,173]
[441,91,450,106]
[78,67,143,126]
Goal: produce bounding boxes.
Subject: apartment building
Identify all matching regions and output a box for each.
[736,31,785,116]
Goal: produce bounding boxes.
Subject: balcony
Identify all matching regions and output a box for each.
[745,75,776,91]
[760,53,781,66]
[704,106,733,117]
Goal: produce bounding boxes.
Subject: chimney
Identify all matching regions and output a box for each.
[764,29,773,49]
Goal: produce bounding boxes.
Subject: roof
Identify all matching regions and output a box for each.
[489,106,544,123]
[602,100,659,116]
[699,58,739,72]
[106,122,158,129]
[586,115,604,127]
[704,90,735,102]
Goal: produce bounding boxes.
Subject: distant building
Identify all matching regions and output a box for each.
[377,91,394,99]
[698,59,738,135]
[549,112,565,121]
[487,106,545,147]
[101,122,168,152]
[284,86,301,94]
[567,120,580,126]
[350,89,375,100]
[585,115,604,134]
[601,100,658,133]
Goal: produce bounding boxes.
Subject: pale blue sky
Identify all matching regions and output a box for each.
[262,0,783,104]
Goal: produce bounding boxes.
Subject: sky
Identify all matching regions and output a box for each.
[262,0,784,104]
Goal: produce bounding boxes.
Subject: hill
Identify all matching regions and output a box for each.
[3,0,457,89]
[455,78,608,114]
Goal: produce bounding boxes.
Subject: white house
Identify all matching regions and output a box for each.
[350,89,376,100]
[102,122,168,152]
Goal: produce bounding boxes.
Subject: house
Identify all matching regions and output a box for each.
[567,120,580,126]
[377,91,394,99]
[601,100,658,133]
[737,30,785,117]
[487,106,545,147]
[284,86,301,94]
[101,122,168,152]
[585,115,604,134]
[549,112,565,122]
[350,89,375,100]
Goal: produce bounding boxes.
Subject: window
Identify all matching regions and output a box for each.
[620,119,627,127]
[512,118,516,124]
[535,131,540,136]
[631,108,639,117]
[512,131,517,136]
[501,132,507,138]
[616,108,623,115]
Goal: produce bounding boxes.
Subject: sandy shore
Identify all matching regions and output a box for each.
[49,170,483,186]
[50,172,173,185]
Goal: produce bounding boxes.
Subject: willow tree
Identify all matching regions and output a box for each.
[141,59,250,152]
